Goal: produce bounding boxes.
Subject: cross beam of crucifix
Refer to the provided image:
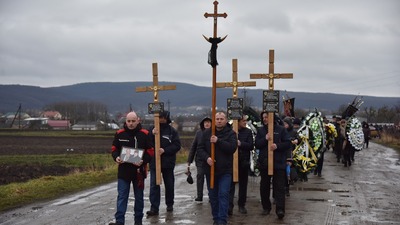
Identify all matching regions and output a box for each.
[204,0,227,189]
[250,49,293,175]
[217,59,256,182]
[136,63,176,185]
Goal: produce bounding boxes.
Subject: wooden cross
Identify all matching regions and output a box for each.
[217,59,256,182]
[250,49,293,175]
[204,1,227,38]
[204,0,227,189]
[136,63,176,185]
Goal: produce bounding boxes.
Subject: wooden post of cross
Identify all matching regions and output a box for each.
[216,59,256,182]
[204,0,227,189]
[136,63,176,185]
[250,49,293,175]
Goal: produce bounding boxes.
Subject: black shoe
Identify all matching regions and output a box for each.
[166,206,173,212]
[228,208,233,215]
[277,210,285,219]
[146,210,159,216]
[262,209,271,215]
[109,222,123,225]
[318,173,322,177]
[239,206,247,214]
[134,222,142,225]
[194,197,203,202]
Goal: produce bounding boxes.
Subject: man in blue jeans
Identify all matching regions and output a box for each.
[109,111,154,225]
[198,112,238,225]
[146,111,181,216]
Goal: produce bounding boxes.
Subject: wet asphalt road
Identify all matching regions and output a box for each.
[1,142,399,225]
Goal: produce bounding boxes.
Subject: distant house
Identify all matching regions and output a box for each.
[47,120,70,130]
[181,121,198,132]
[40,111,62,120]
[71,123,97,131]
[3,112,31,128]
[23,118,70,130]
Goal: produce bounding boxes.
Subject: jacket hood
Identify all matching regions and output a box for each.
[159,111,172,124]
[283,117,293,131]
[200,117,212,130]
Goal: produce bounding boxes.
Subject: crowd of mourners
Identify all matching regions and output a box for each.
[107,109,384,225]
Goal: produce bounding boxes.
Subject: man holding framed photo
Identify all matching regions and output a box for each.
[109,111,154,225]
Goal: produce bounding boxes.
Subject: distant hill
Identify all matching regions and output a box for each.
[1,82,399,115]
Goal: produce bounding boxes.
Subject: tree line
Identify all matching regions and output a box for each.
[30,101,400,126]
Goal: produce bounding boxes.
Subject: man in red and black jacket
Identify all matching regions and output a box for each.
[109,111,154,225]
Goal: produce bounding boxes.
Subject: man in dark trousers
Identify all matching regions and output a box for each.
[198,111,237,225]
[187,116,212,202]
[146,111,181,216]
[332,116,342,162]
[229,115,254,215]
[109,111,154,225]
[255,112,291,219]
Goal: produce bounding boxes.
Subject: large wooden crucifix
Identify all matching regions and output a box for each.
[250,49,293,175]
[136,63,176,185]
[217,59,256,182]
[204,0,227,189]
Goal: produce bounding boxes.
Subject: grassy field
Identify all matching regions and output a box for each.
[0,152,189,212]
[0,130,191,212]
[372,132,400,152]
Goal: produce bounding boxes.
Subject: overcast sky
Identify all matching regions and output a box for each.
[1,0,399,98]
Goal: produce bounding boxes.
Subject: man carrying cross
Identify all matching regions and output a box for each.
[146,111,181,216]
[251,49,293,219]
[255,112,291,219]
[197,111,237,225]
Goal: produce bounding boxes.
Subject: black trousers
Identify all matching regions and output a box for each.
[229,164,249,209]
[260,169,285,213]
[315,151,325,174]
[196,165,206,199]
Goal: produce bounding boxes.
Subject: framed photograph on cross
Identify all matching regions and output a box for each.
[120,146,144,164]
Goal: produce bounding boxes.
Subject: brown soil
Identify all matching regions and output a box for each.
[0,135,193,185]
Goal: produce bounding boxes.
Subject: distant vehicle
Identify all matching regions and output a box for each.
[369,126,379,138]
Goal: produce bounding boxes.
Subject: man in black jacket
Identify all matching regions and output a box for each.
[146,111,181,216]
[229,115,254,215]
[109,111,154,225]
[255,112,291,219]
[197,112,237,225]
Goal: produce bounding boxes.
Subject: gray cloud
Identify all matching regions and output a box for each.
[0,0,399,97]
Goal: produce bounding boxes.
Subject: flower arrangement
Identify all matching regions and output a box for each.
[346,116,364,151]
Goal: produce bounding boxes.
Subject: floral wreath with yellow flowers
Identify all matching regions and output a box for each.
[325,122,338,149]
[292,110,326,173]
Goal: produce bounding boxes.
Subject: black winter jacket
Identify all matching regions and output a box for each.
[197,125,238,176]
[238,127,254,168]
[255,124,291,170]
[187,129,204,166]
[111,123,153,181]
[148,123,181,169]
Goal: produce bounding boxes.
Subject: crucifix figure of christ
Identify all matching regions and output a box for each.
[204,0,227,189]
[250,49,293,175]
[216,59,256,182]
[136,63,176,185]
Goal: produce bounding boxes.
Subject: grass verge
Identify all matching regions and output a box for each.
[372,132,400,153]
[0,151,189,212]
[0,164,117,212]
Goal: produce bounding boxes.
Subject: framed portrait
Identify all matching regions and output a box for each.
[120,146,144,164]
